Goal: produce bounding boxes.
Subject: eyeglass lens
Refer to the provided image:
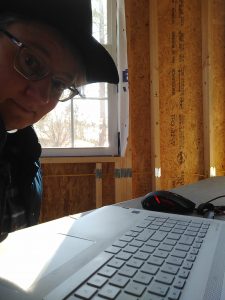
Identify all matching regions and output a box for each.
[14,46,78,101]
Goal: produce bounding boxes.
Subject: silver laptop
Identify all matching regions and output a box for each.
[0,204,225,300]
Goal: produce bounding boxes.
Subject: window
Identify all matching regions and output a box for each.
[34,0,118,157]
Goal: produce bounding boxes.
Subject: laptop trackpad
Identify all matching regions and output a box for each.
[0,220,94,292]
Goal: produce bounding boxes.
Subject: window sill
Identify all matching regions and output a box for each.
[40,156,120,164]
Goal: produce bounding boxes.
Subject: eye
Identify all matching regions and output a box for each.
[51,78,66,92]
[18,48,46,78]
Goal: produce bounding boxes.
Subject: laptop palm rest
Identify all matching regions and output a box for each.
[0,216,94,293]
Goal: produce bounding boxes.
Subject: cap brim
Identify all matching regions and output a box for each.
[80,36,119,84]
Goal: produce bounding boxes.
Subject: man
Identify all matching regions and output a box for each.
[0,0,119,242]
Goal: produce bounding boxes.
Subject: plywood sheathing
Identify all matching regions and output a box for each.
[40,163,96,222]
[125,0,152,197]
[212,0,225,176]
[158,0,204,188]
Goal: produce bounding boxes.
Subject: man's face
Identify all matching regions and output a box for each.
[0,22,79,130]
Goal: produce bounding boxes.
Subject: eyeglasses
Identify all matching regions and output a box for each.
[0,29,80,102]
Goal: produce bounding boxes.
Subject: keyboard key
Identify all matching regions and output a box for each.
[98,284,120,299]
[109,274,129,288]
[188,226,199,232]
[192,221,202,226]
[116,252,132,261]
[186,254,196,262]
[167,256,183,266]
[105,246,121,254]
[190,248,199,255]
[155,271,175,285]
[159,226,172,232]
[152,221,165,226]
[119,235,133,242]
[149,225,160,230]
[179,236,194,245]
[141,245,155,254]
[175,244,190,252]
[192,242,201,249]
[127,258,144,268]
[167,219,178,225]
[158,244,173,252]
[133,251,149,261]
[177,221,190,227]
[113,240,127,248]
[74,284,97,299]
[154,250,169,259]
[202,223,210,229]
[123,245,138,254]
[136,229,155,241]
[174,225,187,231]
[161,264,179,275]
[164,238,177,246]
[178,269,190,279]
[134,271,153,285]
[98,266,117,278]
[142,262,159,275]
[151,231,168,242]
[148,256,165,266]
[183,261,193,270]
[137,221,151,228]
[168,287,181,300]
[88,275,107,288]
[145,216,156,222]
[164,222,175,228]
[125,231,139,237]
[108,258,125,269]
[118,266,137,277]
[171,250,187,259]
[171,229,185,234]
[129,240,144,247]
[185,230,198,237]
[131,226,144,233]
[146,240,160,247]
[173,277,186,289]
[148,281,169,296]
[167,233,181,240]
[195,237,204,243]
[125,281,146,297]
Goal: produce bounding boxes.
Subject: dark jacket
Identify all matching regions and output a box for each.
[0,119,42,242]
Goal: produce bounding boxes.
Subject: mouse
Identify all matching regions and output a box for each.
[141,190,196,214]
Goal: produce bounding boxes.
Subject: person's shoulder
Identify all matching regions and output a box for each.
[6,126,42,162]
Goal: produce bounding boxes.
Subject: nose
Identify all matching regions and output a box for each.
[24,77,52,104]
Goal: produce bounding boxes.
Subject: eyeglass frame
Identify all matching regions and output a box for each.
[0,28,81,102]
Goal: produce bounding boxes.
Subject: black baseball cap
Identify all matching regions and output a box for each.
[0,0,119,84]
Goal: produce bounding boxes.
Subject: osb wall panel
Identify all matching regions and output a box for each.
[40,162,115,223]
[40,163,96,223]
[125,0,152,197]
[158,0,204,188]
[212,0,225,175]
[102,163,115,206]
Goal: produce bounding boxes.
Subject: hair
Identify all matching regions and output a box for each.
[0,13,87,87]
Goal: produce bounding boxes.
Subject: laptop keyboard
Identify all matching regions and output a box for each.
[65,214,210,300]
